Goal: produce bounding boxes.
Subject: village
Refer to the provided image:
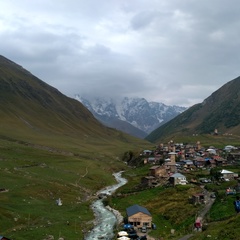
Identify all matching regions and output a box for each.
[116,140,240,240]
[140,140,239,188]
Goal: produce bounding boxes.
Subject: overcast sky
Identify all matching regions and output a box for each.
[1,0,240,107]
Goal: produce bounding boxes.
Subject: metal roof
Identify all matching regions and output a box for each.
[126,204,151,217]
[221,169,234,174]
[170,173,185,178]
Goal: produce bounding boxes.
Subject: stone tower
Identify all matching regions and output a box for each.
[196,141,201,150]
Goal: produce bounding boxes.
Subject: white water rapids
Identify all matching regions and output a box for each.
[84,171,127,240]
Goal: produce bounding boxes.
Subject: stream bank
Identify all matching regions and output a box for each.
[84,171,127,240]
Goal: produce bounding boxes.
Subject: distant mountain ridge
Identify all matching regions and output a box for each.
[75,95,186,138]
[146,76,240,143]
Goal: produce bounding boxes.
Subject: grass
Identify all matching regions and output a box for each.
[110,179,203,239]
[0,142,87,239]
[207,195,237,221]
[0,136,152,239]
[2,132,240,239]
[108,164,240,240]
[0,81,154,239]
[2,136,239,239]
[166,134,240,149]
[117,186,199,238]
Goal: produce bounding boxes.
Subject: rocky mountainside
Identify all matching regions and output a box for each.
[75,95,186,138]
[146,76,240,143]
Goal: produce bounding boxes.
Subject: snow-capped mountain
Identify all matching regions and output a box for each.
[75,95,187,138]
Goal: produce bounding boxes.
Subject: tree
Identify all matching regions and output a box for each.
[210,167,222,181]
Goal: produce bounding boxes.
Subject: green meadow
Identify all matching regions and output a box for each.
[0,135,151,239]
[2,131,240,239]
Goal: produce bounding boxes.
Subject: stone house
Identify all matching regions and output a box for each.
[182,160,195,170]
[213,156,227,166]
[141,176,157,187]
[149,166,166,177]
[227,152,240,162]
[168,152,177,163]
[208,159,216,168]
[194,157,206,168]
[191,193,206,204]
[165,162,176,174]
[220,169,235,180]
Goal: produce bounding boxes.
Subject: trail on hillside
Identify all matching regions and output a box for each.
[177,190,216,240]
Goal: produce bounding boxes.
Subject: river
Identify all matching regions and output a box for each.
[84,171,127,240]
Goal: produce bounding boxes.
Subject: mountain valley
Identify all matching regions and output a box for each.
[75,95,186,138]
[1,55,240,240]
[0,55,152,239]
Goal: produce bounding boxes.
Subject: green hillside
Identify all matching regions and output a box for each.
[0,55,152,151]
[0,55,153,239]
[146,76,240,144]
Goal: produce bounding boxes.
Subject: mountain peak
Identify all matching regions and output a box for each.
[75,95,186,138]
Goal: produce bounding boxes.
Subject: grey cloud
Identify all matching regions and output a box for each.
[1,0,240,107]
[131,11,159,30]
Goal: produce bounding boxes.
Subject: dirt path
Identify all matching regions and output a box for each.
[199,195,215,218]
[177,234,194,240]
[176,191,216,240]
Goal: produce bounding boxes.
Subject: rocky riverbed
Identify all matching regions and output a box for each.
[84,171,127,240]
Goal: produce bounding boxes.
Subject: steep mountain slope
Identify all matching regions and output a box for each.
[0,55,151,152]
[0,55,155,239]
[146,76,240,143]
[75,95,186,137]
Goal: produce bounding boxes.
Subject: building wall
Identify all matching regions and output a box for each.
[223,173,234,179]
[128,212,152,228]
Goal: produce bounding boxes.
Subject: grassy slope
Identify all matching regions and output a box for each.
[146,132,240,150]
[108,166,240,239]
[168,134,240,149]
[109,167,203,239]
[0,105,153,240]
[0,56,154,239]
[146,77,240,144]
[0,133,152,239]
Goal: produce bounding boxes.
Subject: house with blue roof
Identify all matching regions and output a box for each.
[0,236,11,240]
[126,204,152,229]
